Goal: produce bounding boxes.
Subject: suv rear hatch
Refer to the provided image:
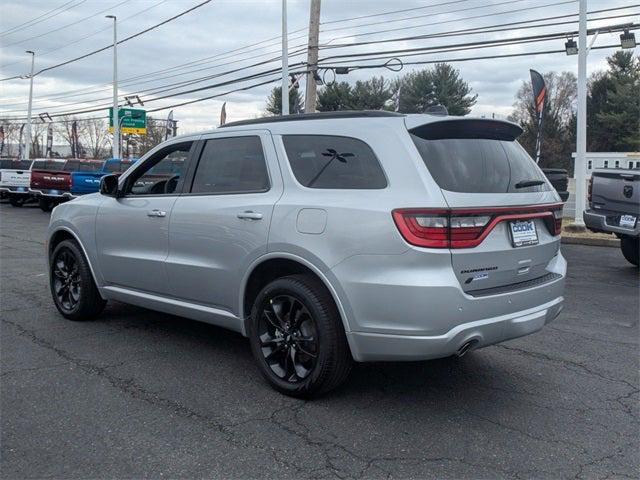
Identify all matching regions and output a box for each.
[400,117,562,295]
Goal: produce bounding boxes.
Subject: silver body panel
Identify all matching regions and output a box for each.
[47,115,566,361]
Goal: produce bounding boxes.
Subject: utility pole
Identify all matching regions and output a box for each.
[24,50,35,160]
[573,0,587,227]
[106,15,120,159]
[304,0,321,113]
[281,0,289,115]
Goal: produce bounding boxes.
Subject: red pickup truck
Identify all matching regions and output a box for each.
[29,159,101,211]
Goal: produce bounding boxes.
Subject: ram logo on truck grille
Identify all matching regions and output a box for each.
[623,185,633,198]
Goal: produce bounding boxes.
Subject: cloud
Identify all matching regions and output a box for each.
[1,0,635,133]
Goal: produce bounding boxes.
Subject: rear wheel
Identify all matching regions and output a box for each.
[620,236,639,267]
[50,239,106,320]
[39,198,53,212]
[248,274,352,398]
[9,196,26,207]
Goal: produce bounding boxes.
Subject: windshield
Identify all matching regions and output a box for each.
[411,133,550,194]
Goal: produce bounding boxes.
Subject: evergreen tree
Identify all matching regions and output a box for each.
[350,76,393,110]
[317,82,354,111]
[265,86,304,116]
[588,52,640,151]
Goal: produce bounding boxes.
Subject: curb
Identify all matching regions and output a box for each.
[561,235,620,247]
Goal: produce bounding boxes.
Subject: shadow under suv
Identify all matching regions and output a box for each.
[46,111,566,397]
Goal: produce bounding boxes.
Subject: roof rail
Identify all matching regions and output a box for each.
[220,110,404,128]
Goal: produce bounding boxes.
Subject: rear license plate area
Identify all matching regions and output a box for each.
[509,220,538,247]
[619,215,637,229]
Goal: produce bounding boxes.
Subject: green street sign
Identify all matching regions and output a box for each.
[109,107,146,135]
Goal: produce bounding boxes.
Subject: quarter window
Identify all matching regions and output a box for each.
[282,135,387,189]
[190,136,269,194]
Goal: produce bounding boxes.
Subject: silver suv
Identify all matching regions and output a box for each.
[46,111,566,397]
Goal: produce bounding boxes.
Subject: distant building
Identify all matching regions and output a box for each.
[572,152,640,178]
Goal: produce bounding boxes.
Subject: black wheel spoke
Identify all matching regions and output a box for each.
[257,294,319,383]
[52,247,82,312]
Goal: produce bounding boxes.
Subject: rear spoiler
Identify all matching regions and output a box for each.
[405,117,523,141]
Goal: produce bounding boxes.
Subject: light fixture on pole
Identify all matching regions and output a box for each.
[24,50,35,160]
[106,15,119,159]
[620,29,636,49]
[565,38,578,55]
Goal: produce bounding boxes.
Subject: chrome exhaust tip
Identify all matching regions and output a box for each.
[456,340,476,358]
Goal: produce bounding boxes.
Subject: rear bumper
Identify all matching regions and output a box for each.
[332,249,566,362]
[347,296,563,361]
[0,186,31,194]
[584,209,640,237]
[29,188,76,199]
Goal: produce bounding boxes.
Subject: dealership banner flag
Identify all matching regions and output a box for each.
[0,126,4,156]
[71,121,78,158]
[45,123,53,158]
[530,69,546,164]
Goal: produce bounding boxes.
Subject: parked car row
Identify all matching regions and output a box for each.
[0,158,135,211]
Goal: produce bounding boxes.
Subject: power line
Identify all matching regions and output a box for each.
[0,0,215,82]
[0,0,86,37]
[321,7,640,49]
[323,0,579,44]
[320,0,475,25]
[0,0,171,70]
[2,0,130,48]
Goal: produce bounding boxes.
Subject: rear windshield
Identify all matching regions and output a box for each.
[0,160,30,169]
[104,161,133,173]
[411,124,550,194]
[63,160,101,172]
[32,160,65,171]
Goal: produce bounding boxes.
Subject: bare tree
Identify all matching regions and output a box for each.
[81,118,110,159]
[0,119,22,157]
[29,121,48,158]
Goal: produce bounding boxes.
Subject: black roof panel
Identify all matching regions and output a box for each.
[220,110,404,128]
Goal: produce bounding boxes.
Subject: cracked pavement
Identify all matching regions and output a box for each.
[1,203,638,479]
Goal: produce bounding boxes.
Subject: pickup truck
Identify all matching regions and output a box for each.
[584,168,640,266]
[29,159,101,211]
[0,159,34,206]
[70,158,134,196]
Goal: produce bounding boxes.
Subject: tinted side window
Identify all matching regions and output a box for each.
[126,142,192,196]
[282,135,387,189]
[191,136,269,194]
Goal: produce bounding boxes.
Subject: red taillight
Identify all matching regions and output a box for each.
[587,176,593,204]
[393,204,563,249]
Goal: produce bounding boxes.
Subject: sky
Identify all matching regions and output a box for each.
[0,0,637,136]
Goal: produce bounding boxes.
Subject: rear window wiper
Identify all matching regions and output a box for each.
[515,179,545,189]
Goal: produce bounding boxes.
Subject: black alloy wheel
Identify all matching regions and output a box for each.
[249,274,352,398]
[52,248,82,312]
[49,239,106,320]
[258,294,319,383]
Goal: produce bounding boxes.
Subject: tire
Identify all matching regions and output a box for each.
[620,236,639,267]
[39,198,53,212]
[49,239,107,320]
[9,196,26,207]
[248,274,352,398]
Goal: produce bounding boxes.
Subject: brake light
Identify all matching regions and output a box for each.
[587,176,593,204]
[393,204,563,249]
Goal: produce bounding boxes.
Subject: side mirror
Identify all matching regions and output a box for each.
[100,174,120,197]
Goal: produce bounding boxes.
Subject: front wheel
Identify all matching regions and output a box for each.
[50,239,107,320]
[620,236,639,267]
[248,274,352,398]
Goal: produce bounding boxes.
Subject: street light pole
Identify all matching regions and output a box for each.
[281,0,289,116]
[574,0,587,226]
[24,50,35,160]
[106,15,119,159]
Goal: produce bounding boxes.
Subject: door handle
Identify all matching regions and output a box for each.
[147,209,167,218]
[237,211,263,220]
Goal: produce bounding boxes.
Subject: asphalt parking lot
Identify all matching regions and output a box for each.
[1,202,638,479]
